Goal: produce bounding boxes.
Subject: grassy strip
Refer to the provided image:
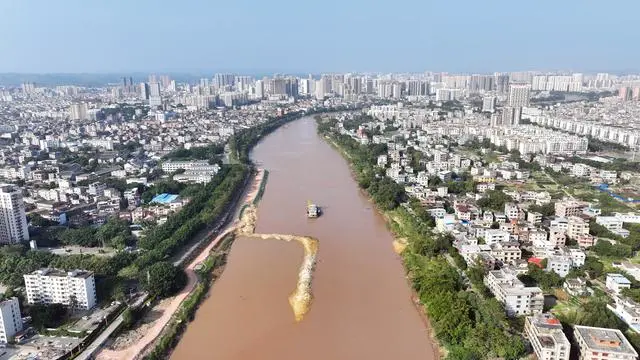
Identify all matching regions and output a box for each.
[143,233,236,360]
[252,170,269,205]
[237,203,250,220]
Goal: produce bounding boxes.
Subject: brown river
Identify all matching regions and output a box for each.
[171,116,439,360]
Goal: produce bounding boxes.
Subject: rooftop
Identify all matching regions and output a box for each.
[530,312,563,330]
[30,268,94,279]
[608,273,632,285]
[574,325,638,356]
[151,193,179,204]
[0,184,19,193]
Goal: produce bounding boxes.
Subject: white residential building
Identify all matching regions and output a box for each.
[573,325,638,360]
[596,216,624,232]
[485,268,544,317]
[161,160,219,173]
[608,296,640,333]
[504,203,519,220]
[614,212,640,224]
[599,170,617,183]
[525,313,570,360]
[550,218,569,231]
[530,230,550,248]
[547,255,573,277]
[484,229,510,245]
[527,211,542,225]
[564,277,590,297]
[569,248,586,267]
[24,268,97,310]
[0,297,23,343]
[0,184,29,244]
[606,274,632,295]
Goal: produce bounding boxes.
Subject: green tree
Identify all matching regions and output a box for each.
[59,227,99,247]
[28,303,69,330]
[477,190,513,212]
[592,240,633,258]
[467,259,488,289]
[528,202,555,217]
[583,256,605,278]
[96,217,130,248]
[28,213,57,227]
[141,262,187,298]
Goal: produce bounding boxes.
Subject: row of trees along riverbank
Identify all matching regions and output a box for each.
[139,109,344,358]
[316,116,528,359]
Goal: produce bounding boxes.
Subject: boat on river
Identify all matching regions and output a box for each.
[307,201,320,218]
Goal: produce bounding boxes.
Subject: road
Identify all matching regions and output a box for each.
[75,295,148,360]
[91,169,264,360]
[77,169,256,360]
[171,171,251,266]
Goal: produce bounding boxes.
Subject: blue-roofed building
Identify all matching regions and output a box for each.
[606,274,632,295]
[151,193,180,204]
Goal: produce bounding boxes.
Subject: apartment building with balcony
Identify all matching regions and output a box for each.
[24,268,97,310]
[525,313,570,360]
[0,184,29,244]
[0,297,23,344]
[485,268,544,317]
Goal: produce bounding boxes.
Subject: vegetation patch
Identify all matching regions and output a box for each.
[143,233,235,360]
[252,170,269,205]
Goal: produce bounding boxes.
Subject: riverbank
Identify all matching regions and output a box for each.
[169,115,441,360]
[142,232,237,360]
[317,118,528,359]
[94,169,265,360]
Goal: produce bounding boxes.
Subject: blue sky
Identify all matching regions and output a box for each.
[0,0,637,74]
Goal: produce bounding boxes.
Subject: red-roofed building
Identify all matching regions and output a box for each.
[528,257,544,268]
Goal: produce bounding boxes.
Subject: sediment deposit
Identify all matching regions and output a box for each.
[237,203,318,321]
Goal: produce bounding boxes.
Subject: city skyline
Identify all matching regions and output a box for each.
[1,0,639,74]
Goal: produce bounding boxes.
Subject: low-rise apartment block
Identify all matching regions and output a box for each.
[547,255,573,277]
[24,268,97,310]
[485,268,544,317]
[525,313,570,360]
[555,201,587,217]
[608,296,640,332]
[484,229,511,245]
[161,160,219,173]
[606,274,632,295]
[564,277,590,297]
[596,216,624,232]
[0,297,23,343]
[567,216,590,239]
[527,211,543,225]
[573,325,638,360]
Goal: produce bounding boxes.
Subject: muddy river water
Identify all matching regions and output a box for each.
[171,116,439,360]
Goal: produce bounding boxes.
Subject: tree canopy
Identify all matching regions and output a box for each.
[477,190,513,212]
[141,261,187,298]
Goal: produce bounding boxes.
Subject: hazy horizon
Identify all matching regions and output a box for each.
[1,0,639,74]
